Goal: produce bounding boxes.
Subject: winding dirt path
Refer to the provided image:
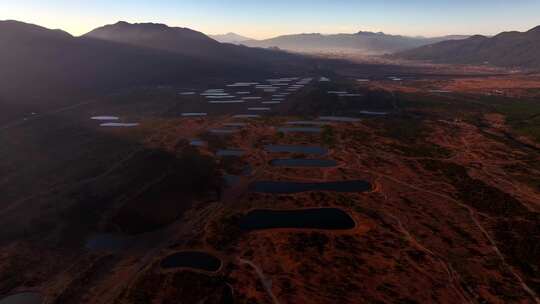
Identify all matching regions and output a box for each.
[238,258,281,304]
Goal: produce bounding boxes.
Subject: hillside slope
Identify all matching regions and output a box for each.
[396,26,540,69]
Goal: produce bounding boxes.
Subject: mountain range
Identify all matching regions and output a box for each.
[240,32,470,55]
[0,20,305,104]
[2,18,540,110]
[396,26,540,69]
[210,32,253,44]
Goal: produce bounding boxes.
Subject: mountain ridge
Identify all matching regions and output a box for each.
[210,32,253,43]
[242,31,469,55]
[0,20,306,104]
[396,25,540,69]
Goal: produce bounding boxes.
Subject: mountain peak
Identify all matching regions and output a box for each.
[356,31,385,36]
[0,20,72,40]
[527,25,540,34]
[210,32,253,43]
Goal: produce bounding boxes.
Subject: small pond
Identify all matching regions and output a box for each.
[277,127,322,133]
[161,251,222,272]
[270,159,337,168]
[249,180,372,194]
[0,292,42,304]
[189,139,206,147]
[239,208,355,230]
[85,233,131,252]
[359,111,388,116]
[264,145,328,155]
[100,123,139,127]
[217,149,246,157]
[91,116,119,121]
[318,116,361,122]
[233,114,260,118]
[182,113,207,117]
[210,129,239,135]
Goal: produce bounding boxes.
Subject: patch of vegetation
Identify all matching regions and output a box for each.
[321,125,336,147]
[420,159,540,294]
[390,143,452,159]
[200,132,229,150]
[288,232,330,255]
[207,213,243,251]
[289,79,395,116]
[397,92,483,121]
[112,149,222,234]
[469,94,540,143]
[420,159,529,217]
[372,116,426,143]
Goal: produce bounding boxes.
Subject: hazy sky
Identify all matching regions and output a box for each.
[1,0,540,39]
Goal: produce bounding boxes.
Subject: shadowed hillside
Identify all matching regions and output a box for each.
[84,21,305,65]
[396,26,540,69]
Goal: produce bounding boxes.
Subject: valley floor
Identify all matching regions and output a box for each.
[0,64,539,304]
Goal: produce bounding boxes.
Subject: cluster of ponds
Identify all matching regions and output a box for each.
[34,76,392,287]
[179,77,314,118]
[233,101,374,232]
[108,77,376,276]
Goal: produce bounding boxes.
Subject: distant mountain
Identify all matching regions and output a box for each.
[243,31,469,55]
[0,20,305,103]
[83,22,294,65]
[210,32,253,44]
[396,26,540,69]
[85,21,221,58]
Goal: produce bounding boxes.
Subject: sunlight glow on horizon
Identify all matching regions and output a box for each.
[1,1,540,39]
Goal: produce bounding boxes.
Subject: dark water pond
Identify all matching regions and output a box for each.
[210,129,239,135]
[224,174,241,187]
[223,122,247,127]
[239,208,355,230]
[233,114,260,118]
[359,111,388,116]
[217,149,246,157]
[190,139,206,147]
[0,292,42,304]
[100,123,139,127]
[85,234,131,252]
[182,113,207,117]
[270,159,337,168]
[264,145,328,155]
[249,180,371,194]
[161,251,222,272]
[286,121,329,126]
[318,116,361,122]
[91,116,119,121]
[277,127,322,133]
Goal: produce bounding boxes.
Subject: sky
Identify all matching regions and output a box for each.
[1,0,540,39]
